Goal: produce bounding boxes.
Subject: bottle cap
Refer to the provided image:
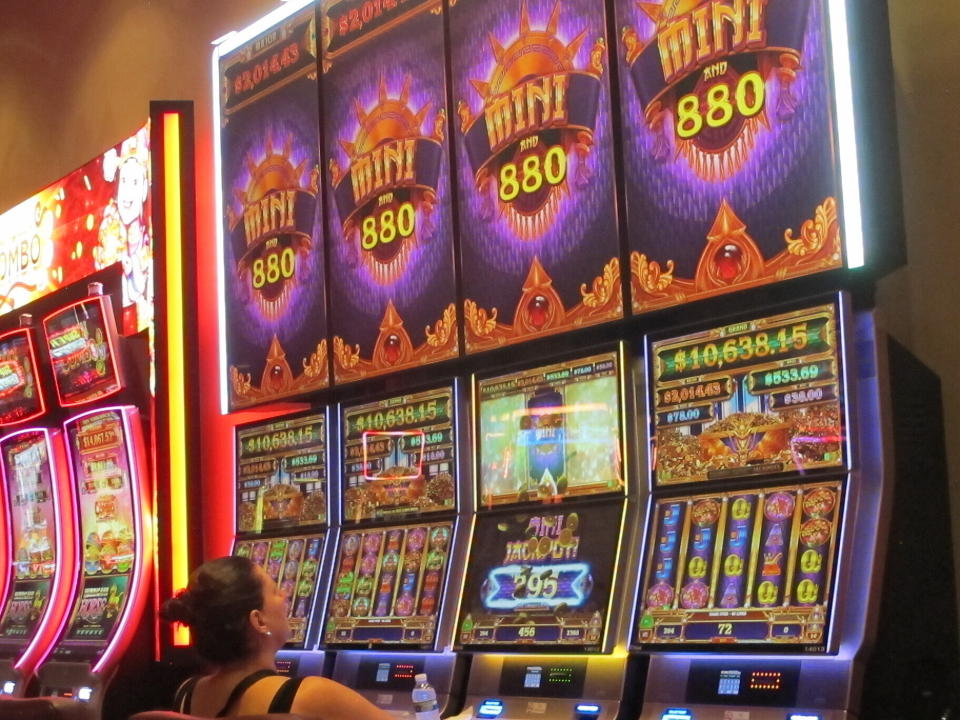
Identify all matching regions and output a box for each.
[415,673,428,684]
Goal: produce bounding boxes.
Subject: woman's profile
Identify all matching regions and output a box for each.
[161,555,393,719]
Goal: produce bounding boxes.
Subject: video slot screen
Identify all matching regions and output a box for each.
[235,412,328,535]
[235,533,325,648]
[341,386,456,522]
[324,520,454,647]
[0,328,46,426]
[456,500,624,651]
[56,409,141,657]
[635,480,843,648]
[0,431,58,646]
[477,350,625,507]
[650,303,846,486]
[43,296,123,407]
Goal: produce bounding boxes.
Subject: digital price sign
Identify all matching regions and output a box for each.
[341,386,457,522]
[477,350,625,506]
[650,303,846,486]
[235,533,325,648]
[0,327,46,426]
[324,520,454,647]
[457,501,623,651]
[235,412,328,535]
[635,480,843,648]
[42,295,123,407]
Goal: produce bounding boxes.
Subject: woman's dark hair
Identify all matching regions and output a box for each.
[160,556,264,665]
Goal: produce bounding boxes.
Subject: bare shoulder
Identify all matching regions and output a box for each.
[292,676,395,720]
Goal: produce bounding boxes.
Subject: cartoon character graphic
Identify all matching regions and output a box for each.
[96,127,152,336]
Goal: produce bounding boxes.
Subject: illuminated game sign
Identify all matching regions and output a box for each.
[0,431,58,643]
[218,2,330,409]
[236,533,325,647]
[235,412,328,534]
[43,295,124,407]
[324,520,454,647]
[635,480,843,647]
[57,408,143,657]
[450,0,623,352]
[341,386,456,522]
[650,303,846,486]
[614,0,845,312]
[477,350,625,506]
[0,124,153,338]
[457,501,623,649]
[322,0,459,383]
[0,327,45,426]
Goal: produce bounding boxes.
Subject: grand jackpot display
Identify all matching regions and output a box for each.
[217,2,329,409]
[449,0,623,352]
[322,0,459,384]
[649,302,847,486]
[614,0,845,312]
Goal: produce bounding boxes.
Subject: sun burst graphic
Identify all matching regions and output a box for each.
[631,0,770,182]
[467,0,590,240]
[337,75,433,286]
[232,132,313,322]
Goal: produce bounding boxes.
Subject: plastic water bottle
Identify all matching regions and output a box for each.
[412,673,441,720]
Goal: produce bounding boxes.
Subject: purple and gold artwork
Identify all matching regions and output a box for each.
[322,0,459,384]
[219,3,329,409]
[450,0,623,353]
[614,0,844,312]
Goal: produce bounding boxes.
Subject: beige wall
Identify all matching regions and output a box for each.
[1,0,957,612]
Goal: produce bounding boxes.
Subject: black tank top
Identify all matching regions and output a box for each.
[174,669,306,716]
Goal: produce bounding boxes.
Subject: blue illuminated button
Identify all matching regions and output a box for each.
[2,681,15,695]
[478,699,504,718]
[662,709,693,720]
[787,715,821,720]
[576,704,601,715]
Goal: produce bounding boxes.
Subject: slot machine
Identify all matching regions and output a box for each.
[0,427,74,697]
[631,294,958,720]
[323,383,471,717]
[456,348,644,720]
[32,405,152,714]
[232,409,334,677]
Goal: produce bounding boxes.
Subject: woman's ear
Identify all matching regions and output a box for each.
[249,608,269,636]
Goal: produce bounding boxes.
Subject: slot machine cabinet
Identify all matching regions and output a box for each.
[232,409,336,680]
[35,406,153,717]
[0,429,74,697]
[456,349,646,720]
[325,382,472,717]
[631,298,959,720]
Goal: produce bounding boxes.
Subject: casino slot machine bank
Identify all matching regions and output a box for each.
[631,295,958,720]
[455,349,646,720]
[322,383,472,716]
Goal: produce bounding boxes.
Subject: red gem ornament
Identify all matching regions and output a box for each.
[384,334,401,363]
[715,243,744,283]
[528,295,550,329]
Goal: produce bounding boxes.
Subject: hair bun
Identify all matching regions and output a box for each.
[160,590,196,626]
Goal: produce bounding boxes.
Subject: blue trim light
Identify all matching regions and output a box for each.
[576,704,602,714]
[478,699,504,718]
[788,715,821,720]
[662,710,693,720]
